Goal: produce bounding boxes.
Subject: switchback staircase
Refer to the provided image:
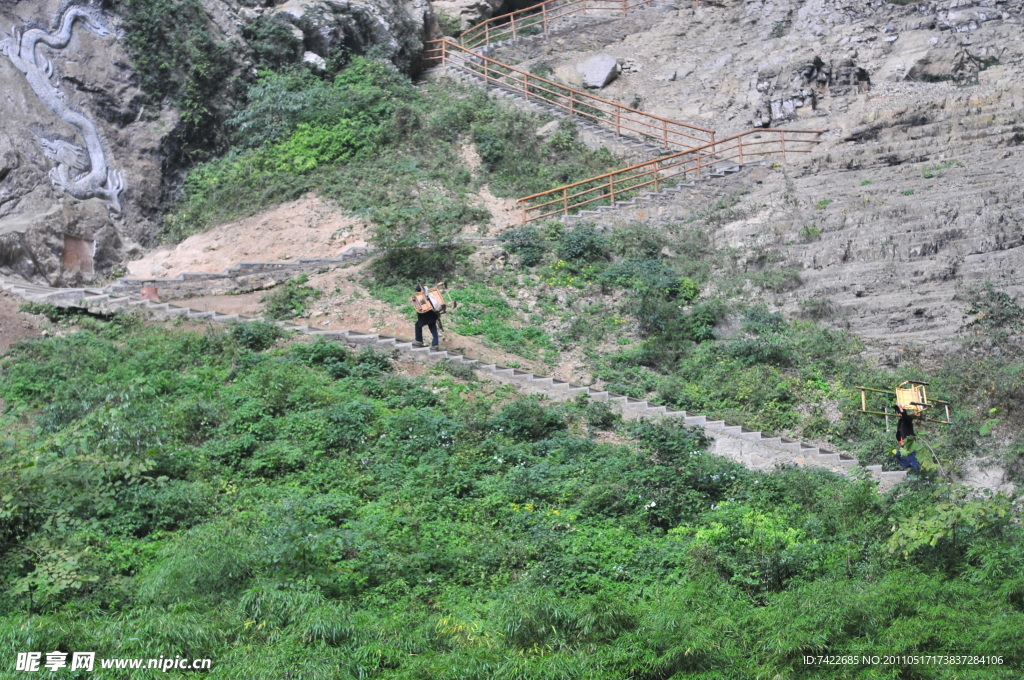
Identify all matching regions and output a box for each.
[1,245,906,490]
[0,1,900,489]
[423,0,824,223]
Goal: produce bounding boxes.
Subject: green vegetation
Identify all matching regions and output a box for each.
[261,274,323,320]
[164,60,621,244]
[490,221,1024,477]
[0,314,1022,678]
[800,223,821,242]
[447,283,558,362]
[114,0,239,160]
[922,159,963,179]
[815,198,833,210]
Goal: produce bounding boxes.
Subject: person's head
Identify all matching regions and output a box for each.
[415,285,422,292]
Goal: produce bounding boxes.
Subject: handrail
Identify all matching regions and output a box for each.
[422,38,715,151]
[517,129,823,223]
[459,0,701,51]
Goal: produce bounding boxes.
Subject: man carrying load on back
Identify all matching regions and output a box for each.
[893,403,921,474]
[412,284,440,348]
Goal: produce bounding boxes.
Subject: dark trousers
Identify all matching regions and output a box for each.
[415,319,439,346]
[895,450,920,474]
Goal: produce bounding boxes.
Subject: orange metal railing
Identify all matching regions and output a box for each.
[422,39,715,151]
[516,128,823,223]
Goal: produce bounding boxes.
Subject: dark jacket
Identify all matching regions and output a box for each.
[417,309,439,324]
[895,405,915,443]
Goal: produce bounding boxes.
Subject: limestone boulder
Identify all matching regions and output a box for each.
[578,54,620,89]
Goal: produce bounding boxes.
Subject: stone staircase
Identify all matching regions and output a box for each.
[427,50,769,224]
[560,159,753,224]
[426,49,676,164]
[1,265,906,491]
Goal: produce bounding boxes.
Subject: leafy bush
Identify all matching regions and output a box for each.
[963,282,1024,337]
[608,222,669,259]
[261,274,322,319]
[369,245,473,287]
[490,398,566,441]
[499,225,548,267]
[557,224,607,263]
[242,16,302,73]
[231,321,284,351]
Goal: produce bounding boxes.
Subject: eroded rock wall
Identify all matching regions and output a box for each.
[0,0,434,285]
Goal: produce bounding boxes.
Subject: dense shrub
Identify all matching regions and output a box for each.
[261,274,322,319]
[1,318,1022,677]
[231,320,284,351]
[499,225,547,267]
[557,224,607,263]
[491,399,567,441]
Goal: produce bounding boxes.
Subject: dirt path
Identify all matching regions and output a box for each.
[127,195,369,278]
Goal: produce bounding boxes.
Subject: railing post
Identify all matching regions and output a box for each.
[485,23,489,46]
[663,119,668,150]
[737,135,743,165]
[654,160,659,193]
[563,188,569,216]
[622,0,627,17]
[512,16,518,41]
[569,90,575,117]
[523,72,529,101]
[543,3,548,34]
[696,149,702,179]
[484,57,489,83]
[616,107,621,138]
[609,177,616,206]
[522,202,527,224]
[780,130,787,158]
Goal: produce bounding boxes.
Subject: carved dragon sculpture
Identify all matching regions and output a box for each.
[0,1,125,214]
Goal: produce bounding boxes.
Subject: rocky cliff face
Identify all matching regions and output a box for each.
[488,0,1022,347]
[0,0,434,285]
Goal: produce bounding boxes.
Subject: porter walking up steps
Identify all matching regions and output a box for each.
[1,259,906,493]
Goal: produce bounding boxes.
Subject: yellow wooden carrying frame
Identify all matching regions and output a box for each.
[857,380,952,429]
[412,281,456,315]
